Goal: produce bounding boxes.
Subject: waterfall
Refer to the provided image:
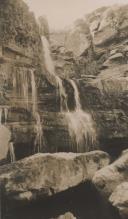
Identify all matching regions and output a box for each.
[4,108,8,124]
[66,80,96,152]
[70,80,81,110]
[41,35,97,152]
[12,67,44,153]
[41,36,55,75]
[9,142,16,163]
[30,69,44,152]
[13,68,29,109]
[41,36,68,111]
[41,36,58,86]
[0,107,9,124]
[31,69,37,114]
[34,113,43,152]
[0,108,2,125]
[56,76,69,112]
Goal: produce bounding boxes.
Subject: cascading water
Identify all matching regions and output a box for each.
[0,108,2,125]
[41,36,57,86]
[12,67,44,153]
[31,69,37,114]
[41,36,68,111]
[13,68,29,109]
[41,35,97,152]
[56,76,69,112]
[66,80,97,152]
[4,108,8,125]
[30,69,44,152]
[9,142,16,163]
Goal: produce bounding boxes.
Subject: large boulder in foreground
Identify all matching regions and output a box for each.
[93,150,128,198]
[0,151,109,202]
[109,182,128,219]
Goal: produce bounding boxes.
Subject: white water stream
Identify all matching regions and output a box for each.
[30,69,44,152]
[66,80,96,151]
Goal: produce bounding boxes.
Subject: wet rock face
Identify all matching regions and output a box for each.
[0,151,110,202]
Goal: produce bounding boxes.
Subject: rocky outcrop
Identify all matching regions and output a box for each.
[93,150,128,197]
[109,182,128,219]
[87,5,128,47]
[93,150,128,218]
[50,18,98,77]
[0,151,109,202]
[65,19,91,57]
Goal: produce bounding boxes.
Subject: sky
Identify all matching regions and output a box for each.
[24,0,128,30]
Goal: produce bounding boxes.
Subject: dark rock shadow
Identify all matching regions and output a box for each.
[5,182,121,219]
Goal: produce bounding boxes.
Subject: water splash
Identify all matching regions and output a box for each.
[66,80,97,152]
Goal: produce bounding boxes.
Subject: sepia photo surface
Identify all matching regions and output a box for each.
[0,0,128,218]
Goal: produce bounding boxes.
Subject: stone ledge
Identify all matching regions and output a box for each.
[0,151,110,203]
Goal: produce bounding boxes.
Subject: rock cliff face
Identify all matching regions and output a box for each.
[0,0,56,161]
